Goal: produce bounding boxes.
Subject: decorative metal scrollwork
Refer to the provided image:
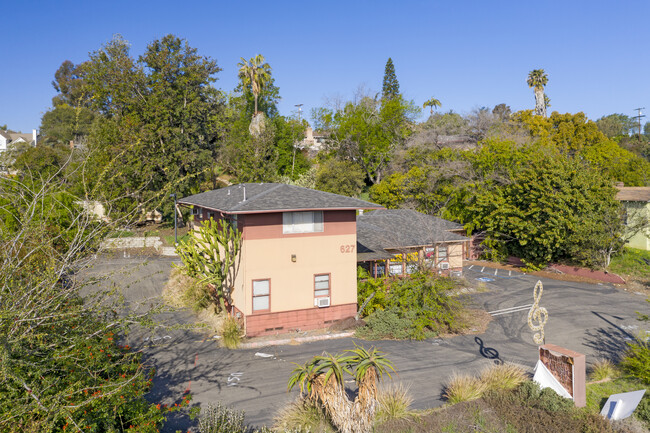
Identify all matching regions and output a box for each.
[527,280,548,345]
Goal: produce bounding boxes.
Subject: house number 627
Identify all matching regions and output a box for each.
[340,245,355,253]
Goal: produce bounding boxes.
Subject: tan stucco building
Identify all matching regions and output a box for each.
[179,183,382,336]
[616,186,650,251]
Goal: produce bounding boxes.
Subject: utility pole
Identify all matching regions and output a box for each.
[292,104,304,177]
[633,107,645,136]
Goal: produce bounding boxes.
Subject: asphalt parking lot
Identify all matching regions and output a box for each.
[81,257,650,431]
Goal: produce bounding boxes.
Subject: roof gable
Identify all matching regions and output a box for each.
[178,183,383,214]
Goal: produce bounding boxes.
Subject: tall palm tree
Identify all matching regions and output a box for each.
[527,69,548,117]
[237,54,272,115]
[423,97,442,115]
[288,345,394,433]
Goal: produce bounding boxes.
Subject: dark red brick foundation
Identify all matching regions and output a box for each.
[245,303,357,337]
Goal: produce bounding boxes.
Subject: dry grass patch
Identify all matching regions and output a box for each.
[375,383,414,424]
[589,359,620,382]
[163,267,224,333]
[272,398,335,433]
[443,373,487,404]
[480,363,527,392]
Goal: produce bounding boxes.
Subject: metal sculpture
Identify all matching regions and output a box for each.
[527,280,548,345]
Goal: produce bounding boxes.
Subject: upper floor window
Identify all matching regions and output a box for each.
[282,211,324,234]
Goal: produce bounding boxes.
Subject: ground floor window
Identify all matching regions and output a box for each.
[314,274,330,298]
[252,279,270,312]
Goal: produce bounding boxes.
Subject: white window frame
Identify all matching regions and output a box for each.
[314,274,330,298]
[252,279,270,312]
[282,211,324,234]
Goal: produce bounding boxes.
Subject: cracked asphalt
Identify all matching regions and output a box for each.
[81,256,649,431]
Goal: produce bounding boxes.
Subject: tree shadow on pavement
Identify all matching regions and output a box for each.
[582,311,637,363]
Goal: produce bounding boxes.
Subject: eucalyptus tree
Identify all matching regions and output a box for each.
[527,69,548,117]
[423,97,442,116]
[237,54,272,115]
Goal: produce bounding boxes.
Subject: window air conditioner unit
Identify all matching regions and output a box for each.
[439,262,450,270]
[316,297,331,308]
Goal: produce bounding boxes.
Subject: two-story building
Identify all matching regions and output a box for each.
[178,183,383,336]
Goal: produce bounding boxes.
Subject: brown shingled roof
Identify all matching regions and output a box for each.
[616,187,650,202]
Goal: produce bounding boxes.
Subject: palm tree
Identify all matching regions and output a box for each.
[288,345,394,433]
[423,97,442,116]
[237,54,272,115]
[527,69,548,117]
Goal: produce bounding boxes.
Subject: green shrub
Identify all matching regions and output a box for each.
[515,381,575,413]
[198,402,246,433]
[635,395,650,428]
[357,271,462,340]
[620,339,650,384]
[220,316,242,349]
[356,308,415,340]
[357,269,390,316]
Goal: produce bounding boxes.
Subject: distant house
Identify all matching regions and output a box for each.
[616,185,650,251]
[0,129,38,152]
[178,183,382,337]
[356,209,469,278]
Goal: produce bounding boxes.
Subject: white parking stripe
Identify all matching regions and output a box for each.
[469,265,474,270]
[494,268,498,275]
[488,304,534,316]
[481,267,485,272]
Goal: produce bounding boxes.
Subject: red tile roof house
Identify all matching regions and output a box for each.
[178,183,383,337]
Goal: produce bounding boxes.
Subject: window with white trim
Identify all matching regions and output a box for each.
[438,246,448,260]
[314,274,330,298]
[252,279,270,312]
[283,211,324,234]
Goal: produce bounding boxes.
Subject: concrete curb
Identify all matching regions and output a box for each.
[239,331,355,349]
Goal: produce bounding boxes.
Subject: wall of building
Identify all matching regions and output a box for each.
[228,210,358,334]
[623,202,650,251]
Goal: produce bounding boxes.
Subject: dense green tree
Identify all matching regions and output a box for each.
[596,113,635,139]
[318,95,418,185]
[469,149,623,267]
[492,103,512,121]
[315,159,365,197]
[51,60,91,108]
[381,57,400,100]
[273,116,310,179]
[66,34,226,217]
[527,69,548,117]
[40,105,96,146]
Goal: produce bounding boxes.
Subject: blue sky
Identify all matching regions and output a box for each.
[2,0,649,133]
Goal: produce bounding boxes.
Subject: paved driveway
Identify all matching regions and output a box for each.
[81,257,649,431]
